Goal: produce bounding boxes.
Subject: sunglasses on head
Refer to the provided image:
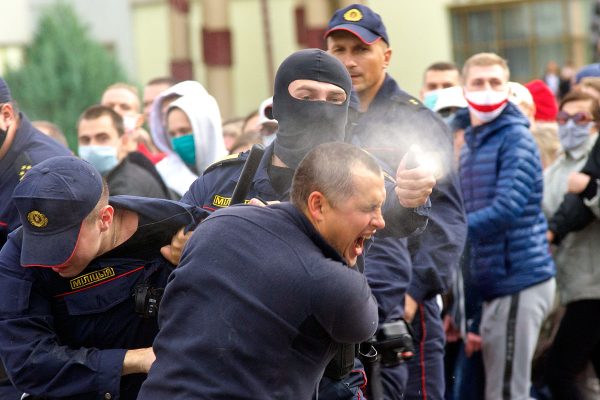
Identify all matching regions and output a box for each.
[556,111,593,126]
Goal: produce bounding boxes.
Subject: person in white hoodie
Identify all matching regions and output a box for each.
[149,81,226,196]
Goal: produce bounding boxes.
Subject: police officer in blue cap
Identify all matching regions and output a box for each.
[0,77,72,399]
[325,4,467,399]
[0,156,201,399]
[0,78,71,249]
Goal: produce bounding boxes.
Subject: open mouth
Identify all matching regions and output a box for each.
[353,232,375,257]
[353,236,365,256]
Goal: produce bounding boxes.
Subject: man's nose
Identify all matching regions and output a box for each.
[340,54,357,69]
[372,211,385,230]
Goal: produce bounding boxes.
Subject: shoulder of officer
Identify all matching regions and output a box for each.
[390,92,424,109]
[203,152,248,176]
[14,152,33,182]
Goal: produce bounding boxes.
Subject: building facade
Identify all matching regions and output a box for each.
[0,0,595,119]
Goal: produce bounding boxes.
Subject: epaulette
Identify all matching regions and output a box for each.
[202,152,248,175]
[390,93,424,108]
[14,152,33,182]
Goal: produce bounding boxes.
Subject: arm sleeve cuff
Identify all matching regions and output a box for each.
[579,176,598,200]
[407,285,427,304]
[97,348,127,399]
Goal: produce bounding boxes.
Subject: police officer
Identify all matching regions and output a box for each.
[0,156,201,400]
[139,142,383,398]
[178,48,435,399]
[0,77,71,249]
[0,77,72,399]
[325,4,467,399]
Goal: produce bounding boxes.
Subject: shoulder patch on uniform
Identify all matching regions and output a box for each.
[14,153,33,181]
[203,152,247,175]
[391,94,423,108]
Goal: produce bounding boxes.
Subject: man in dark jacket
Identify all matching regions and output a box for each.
[77,104,172,199]
[139,142,381,399]
[0,156,200,400]
[0,77,72,399]
[325,4,467,399]
[459,52,556,400]
[0,78,71,250]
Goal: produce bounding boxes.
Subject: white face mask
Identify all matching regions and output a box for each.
[464,89,509,123]
[122,115,138,133]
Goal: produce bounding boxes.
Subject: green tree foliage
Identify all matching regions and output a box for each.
[4,2,128,150]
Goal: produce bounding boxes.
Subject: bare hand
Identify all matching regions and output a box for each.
[122,347,155,375]
[567,172,591,194]
[161,228,193,265]
[248,198,280,207]
[464,332,482,357]
[395,162,436,208]
[546,230,555,244]
[443,314,461,343]
[404,294,418,323]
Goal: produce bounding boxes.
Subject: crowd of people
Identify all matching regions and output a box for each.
[0,2,599,400]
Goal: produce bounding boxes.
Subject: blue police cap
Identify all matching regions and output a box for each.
[0,77,12,104]
[13,156,103,267]
[325,4,389,45]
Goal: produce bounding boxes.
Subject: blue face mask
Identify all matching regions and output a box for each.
[423,91,439,110]
[558,120,592,152]
[78,145,118,175]
[171,134,196,166]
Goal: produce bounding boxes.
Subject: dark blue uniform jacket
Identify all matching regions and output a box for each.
[0,115,71,248]
[0,196,200,400]
[348,75,467,312]
[138,202,378,399]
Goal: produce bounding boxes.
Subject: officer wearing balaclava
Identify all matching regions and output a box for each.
[272,48,352,171]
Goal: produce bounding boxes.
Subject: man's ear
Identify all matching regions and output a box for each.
[383,46,392,70]
[306,191,328,222]
[0,103,15,126]
[98,205,114,232]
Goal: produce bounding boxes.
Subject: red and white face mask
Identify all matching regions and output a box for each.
[463,89,510,123]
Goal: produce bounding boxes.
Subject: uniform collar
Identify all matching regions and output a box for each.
[273,202,346,265]
[0,113,33,171]
[252,144,282,200]
[350,74,399,113]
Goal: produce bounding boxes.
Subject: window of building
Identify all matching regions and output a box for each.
[450,0,594,82]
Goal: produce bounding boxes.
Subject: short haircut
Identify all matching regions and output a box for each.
[559,90,600,129]
[291,142,382,210]
[83,179,109,226]
[146,77,177,87]
[103,82,139,98]
[462,52,510,81]
[425,61,459,74]
[78,104,125,137]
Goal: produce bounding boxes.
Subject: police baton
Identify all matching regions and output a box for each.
[230,144,265,205]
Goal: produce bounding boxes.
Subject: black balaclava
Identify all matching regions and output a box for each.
[272,49,352,170]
